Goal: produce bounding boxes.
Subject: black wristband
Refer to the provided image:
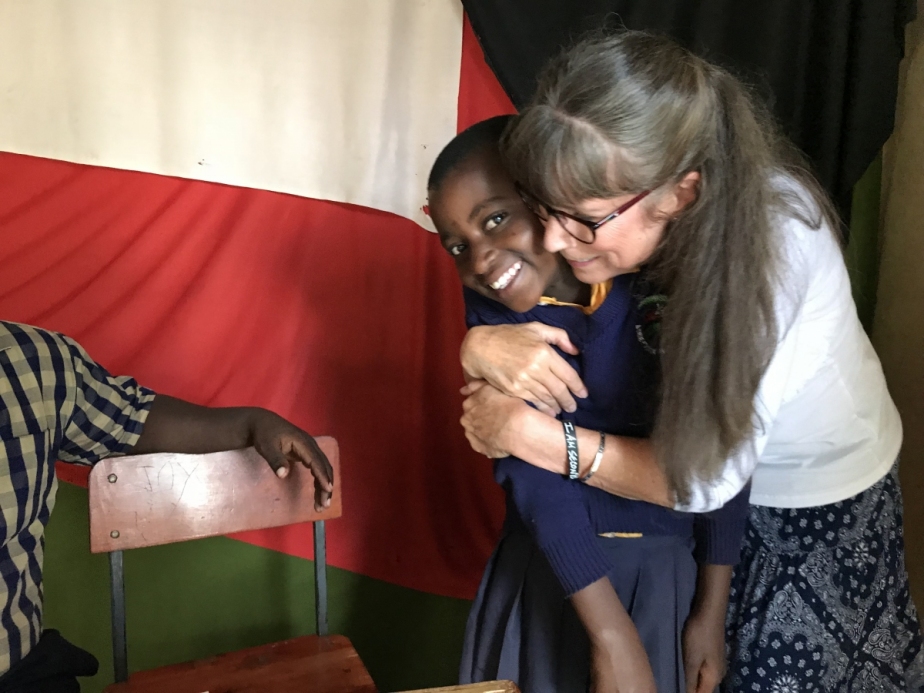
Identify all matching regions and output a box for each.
[563,420,579,479]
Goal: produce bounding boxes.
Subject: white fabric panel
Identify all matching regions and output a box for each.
[0,0,463,230]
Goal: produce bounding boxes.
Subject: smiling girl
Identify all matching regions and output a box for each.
[428,116,749,693]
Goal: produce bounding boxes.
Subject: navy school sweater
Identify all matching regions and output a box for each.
[464,274,750,595]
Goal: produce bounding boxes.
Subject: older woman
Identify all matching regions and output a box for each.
[459,31,924,692]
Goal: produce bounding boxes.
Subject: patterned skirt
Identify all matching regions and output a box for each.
[724,464,924,692]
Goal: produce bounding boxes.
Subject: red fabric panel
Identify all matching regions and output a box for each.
[458,14,517,131]
[2,14,515,600]
[0,153,501,599]
[55,462,90,487]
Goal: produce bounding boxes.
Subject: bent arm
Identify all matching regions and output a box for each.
[510,405,675,507]
[463,383,761,511]
[512,405,763,511]
[131,395,335,509]
[133,395,262,455]
[497,455,614,594]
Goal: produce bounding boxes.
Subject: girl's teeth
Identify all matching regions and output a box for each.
[490,262,522,290]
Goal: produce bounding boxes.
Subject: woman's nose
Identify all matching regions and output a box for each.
[542,217,574,254]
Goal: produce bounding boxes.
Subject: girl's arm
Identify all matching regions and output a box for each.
[682,486,749,692]
[682,564,733,693]
[572,577,657,693]
[496,456,614,595]
[497,456,655,689]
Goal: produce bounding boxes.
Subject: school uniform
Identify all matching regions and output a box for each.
[458,276,749,693]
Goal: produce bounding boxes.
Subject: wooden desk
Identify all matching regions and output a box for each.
[396,683,519,693]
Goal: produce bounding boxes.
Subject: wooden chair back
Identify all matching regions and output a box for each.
[88,439,341,552]
[87,438,341,684]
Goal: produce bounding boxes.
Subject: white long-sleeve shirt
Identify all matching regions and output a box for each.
[680,195,902,513]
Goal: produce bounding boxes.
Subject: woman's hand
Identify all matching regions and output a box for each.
[460,323,587,415]
[460,381,532,458]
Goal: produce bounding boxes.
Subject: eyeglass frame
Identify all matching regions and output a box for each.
[515,182,652,244]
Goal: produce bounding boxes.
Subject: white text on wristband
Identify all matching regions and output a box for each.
[563,420,579,479]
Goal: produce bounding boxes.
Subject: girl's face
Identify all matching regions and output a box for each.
[430,149,561,313]
[541,172,700,285]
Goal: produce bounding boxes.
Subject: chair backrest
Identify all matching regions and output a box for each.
[88,438,341,552]
[87,438,341,683]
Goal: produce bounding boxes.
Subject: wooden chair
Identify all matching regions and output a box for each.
[88,439,376,693]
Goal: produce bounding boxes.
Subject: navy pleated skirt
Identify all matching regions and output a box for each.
[460,521,697,693]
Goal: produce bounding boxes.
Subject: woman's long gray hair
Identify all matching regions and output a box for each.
[501,31,838,503]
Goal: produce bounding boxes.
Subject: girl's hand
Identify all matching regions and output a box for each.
[460,380,532,458]
[683,564,733,693]
[460,323,587,415]
[682,609,726,693]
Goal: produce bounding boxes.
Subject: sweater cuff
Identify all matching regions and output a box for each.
[693,517,744,564]
[540,531,613,596]
[694,483,751,565]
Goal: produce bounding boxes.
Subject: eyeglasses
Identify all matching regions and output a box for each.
[515,182,651,244]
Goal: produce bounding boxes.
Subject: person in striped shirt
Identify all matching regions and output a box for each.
[0,320,334,690]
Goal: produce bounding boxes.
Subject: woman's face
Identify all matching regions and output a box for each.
[541,173,699,284]
[541,194,665,284]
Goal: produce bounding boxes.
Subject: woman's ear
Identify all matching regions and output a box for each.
[672,171,700,215]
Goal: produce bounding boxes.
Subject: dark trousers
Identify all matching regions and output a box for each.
[0,630,98,693]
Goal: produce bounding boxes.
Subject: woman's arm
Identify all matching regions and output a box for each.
[461,323,588,415]
[461,381,674,507]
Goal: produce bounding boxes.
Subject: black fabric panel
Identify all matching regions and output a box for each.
[463,0,916,223]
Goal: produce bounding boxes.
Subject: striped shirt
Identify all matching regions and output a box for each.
[0,322,154,674]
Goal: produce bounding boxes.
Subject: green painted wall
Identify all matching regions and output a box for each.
[44,482,473,693]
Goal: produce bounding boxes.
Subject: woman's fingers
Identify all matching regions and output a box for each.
[460,324,583,402]
[461,336,586,413]
[460,379,489,397]
[460,383,523,458]
[518,350,586,413]
[526,322,580,355]
[528,397,560,417]
[549,355,589,399]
